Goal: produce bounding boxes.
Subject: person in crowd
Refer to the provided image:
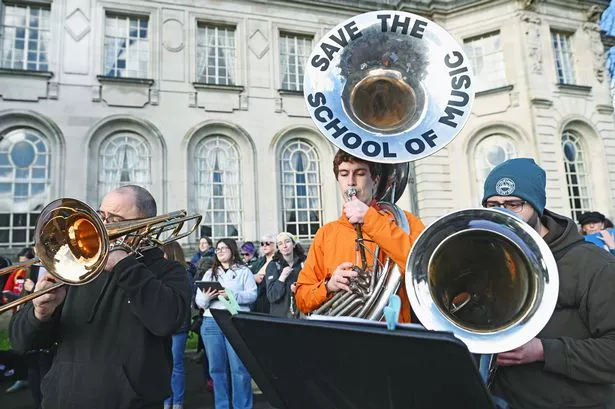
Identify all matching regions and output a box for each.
[3,247,36,394]
[190,236,215,276]
[162,241,192,409]
[193,257,214,392]
[481,158,615,409]
[249,234,277,314]
[240,242,258,269]
[295,149,425,321]
[10,185,192,409]
[2,247,35,307]
[266,232,306,318]
[195,238,257,409]
[577,211,615,254]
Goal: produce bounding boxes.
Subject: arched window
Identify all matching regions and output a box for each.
[194,136,242,241]
[280,139,322,240]
[98,132,151,203]
[473,134,517,203]
[0,128,50,247]
[561,130,591,220]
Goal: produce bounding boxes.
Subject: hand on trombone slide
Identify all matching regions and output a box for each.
[32,273,67,322]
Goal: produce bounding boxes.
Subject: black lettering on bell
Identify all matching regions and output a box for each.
[314,106,333,123]
[307,92,326,108]
[391,15,410,35]
[444,51,464,69]
[405,138,426,155]
[343,133,361,149]
[410,19,427,39]
[362,141,381,157]
[421,130,438,148]
[324,118,348,138]
[438,106,464,128]
[345,21,362,41]
[382,142,397,158]
[377,14,391,32]
[321,42,340,61]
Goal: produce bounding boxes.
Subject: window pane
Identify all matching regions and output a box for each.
[463,32,506,92]
[104,14,149,78]
[280,139,322,241]
[551,31,576,84]
[473,134,517,204]
[561,131,590,220]
[98,133,152,204]
[0,4,50,70]
[192,136,242,242]
[0,129,50,247]
[196,24,236,85]
[279,33,312,91]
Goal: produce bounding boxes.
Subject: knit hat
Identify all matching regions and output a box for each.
[578,211,606,226]
[482,158,546,215]
[276,232,298,244]
[240,241,256,255]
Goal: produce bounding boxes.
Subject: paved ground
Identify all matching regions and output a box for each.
[0,350,276,409]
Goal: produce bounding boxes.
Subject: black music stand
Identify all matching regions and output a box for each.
[211,310,496,409]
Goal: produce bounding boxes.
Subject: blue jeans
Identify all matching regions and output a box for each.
[164,332,188,405]
[201,317,253,409]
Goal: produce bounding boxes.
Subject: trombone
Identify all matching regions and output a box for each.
[0,198,202,314]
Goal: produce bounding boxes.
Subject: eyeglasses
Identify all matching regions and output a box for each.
[260,241,272,246]
[215,246,230,253]
[241,253,251,257]
[96,210,127,224]
[484,200,526,213]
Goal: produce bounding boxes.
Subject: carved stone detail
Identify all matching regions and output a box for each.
[65,8,91,42]
[274,97,283,113]
[150,88,160,105]
[162,18,185,52]
[240,93,248,110]
[583,23,606,83]
[521,0,539,11]
[92,85,101,102]
[48,82,59,99]
[520,12,542,74]
[585,5,603,24]
[248,29,269,59]
[189,92,197,108]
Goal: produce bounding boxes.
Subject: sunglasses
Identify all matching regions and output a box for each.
[260,241,273,246]
[241,253,251,256]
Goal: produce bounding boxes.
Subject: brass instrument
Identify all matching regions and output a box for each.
[0,198,201,314]
[405,208,559,354]
[306,10,474,319]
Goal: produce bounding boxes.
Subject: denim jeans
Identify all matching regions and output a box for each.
[201,317,253,409]
[164,332,188,405]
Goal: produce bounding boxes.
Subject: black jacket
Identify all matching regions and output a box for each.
[9,247,192,409]
[266,255,305,318]
[249,256,270,314]
[493,210,615,409]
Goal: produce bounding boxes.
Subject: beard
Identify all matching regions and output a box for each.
[526,212,541,233]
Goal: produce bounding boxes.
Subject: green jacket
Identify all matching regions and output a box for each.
[493,210,615,409]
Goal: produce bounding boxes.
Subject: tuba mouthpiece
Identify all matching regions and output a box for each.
[345,188,358,200]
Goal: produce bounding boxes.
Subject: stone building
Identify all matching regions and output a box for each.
[0,0,612,251]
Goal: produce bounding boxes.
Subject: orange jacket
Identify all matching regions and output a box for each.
[295,206,425,322]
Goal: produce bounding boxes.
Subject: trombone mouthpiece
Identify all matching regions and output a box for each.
[345,188,358,200]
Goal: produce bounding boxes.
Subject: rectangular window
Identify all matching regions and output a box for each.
[552,31,575,84]
[196,23,236,85]
[0,3,50,71]
[463,31,506,92]
[103,13,149,78]
[279,32,311,91]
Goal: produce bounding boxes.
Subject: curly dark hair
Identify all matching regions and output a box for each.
[333,149,382,180]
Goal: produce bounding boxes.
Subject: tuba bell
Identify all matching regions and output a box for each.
[405,208,559,354]
[305,10,474,319]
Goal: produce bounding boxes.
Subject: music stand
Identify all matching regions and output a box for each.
[212,310,496,409]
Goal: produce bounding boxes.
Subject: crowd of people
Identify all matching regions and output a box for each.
[0,151,614,409]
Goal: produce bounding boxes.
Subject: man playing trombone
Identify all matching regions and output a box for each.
[295,149,425,321]
[9,185,193,409]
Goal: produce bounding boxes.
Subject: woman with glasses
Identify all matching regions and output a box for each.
[266,232,306,318]
[194,238,257,409]
[249,234,277,314]
[240,242,258,269]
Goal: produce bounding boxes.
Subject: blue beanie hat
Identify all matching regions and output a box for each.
[482,158,546,215]
[241,241,256,255]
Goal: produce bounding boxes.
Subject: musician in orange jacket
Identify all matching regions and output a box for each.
[295,149,425,322]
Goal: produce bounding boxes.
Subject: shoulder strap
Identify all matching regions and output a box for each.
[552,240,586,261]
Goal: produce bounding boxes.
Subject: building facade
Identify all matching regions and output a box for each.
[0,0,612,250]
